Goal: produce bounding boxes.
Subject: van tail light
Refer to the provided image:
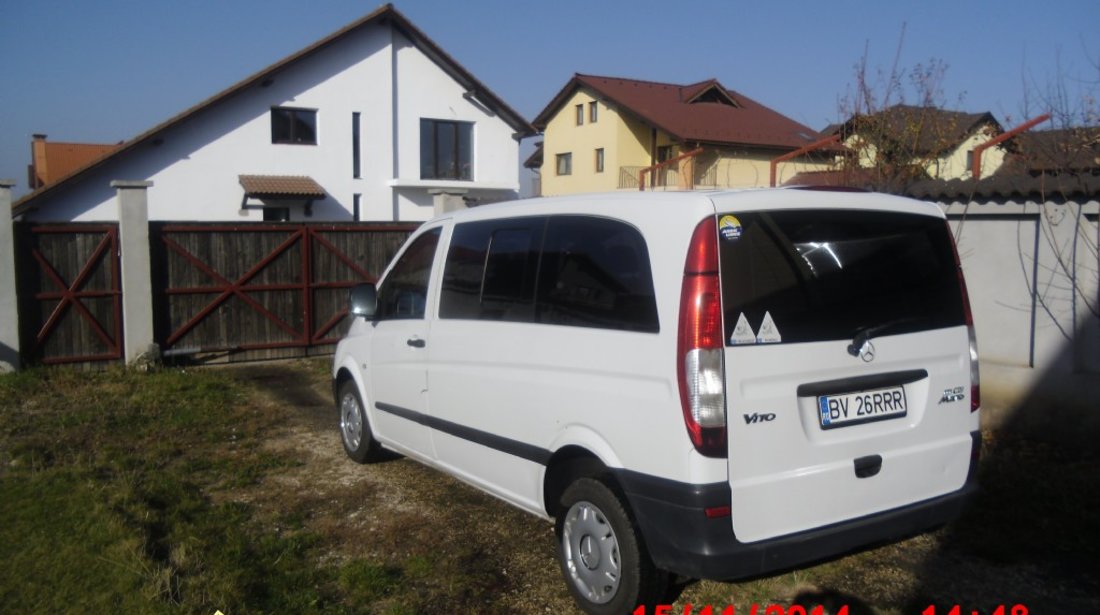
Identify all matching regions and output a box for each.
[677,217,727,457]
[946,221,980,412]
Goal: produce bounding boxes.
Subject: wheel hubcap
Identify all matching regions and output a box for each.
[562,500,620,604]
[340,392,362,449]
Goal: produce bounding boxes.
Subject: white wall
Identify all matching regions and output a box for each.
[389,30,520,220]
[947,200,1099,374]
[25,22,521,222]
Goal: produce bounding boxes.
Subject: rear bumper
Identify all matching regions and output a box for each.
[613,430,980,580]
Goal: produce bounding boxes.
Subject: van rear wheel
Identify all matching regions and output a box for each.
[556,477,667,614]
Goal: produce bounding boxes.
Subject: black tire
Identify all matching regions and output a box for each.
[556,477,669,615]
[337,379,382,463]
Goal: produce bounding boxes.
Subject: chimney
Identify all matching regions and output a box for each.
[30,134,48,189]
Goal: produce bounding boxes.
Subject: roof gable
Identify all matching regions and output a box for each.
[680,80,739,107]
[14,4,534,216]
[533,74,823,150]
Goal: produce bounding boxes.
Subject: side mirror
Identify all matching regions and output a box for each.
[349,283,377,319]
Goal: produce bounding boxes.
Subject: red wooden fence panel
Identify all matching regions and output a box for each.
[16,223,123,365]
[151,222,416,362]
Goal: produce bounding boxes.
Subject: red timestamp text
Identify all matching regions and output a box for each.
[923,606,1028,615]
[634,605,850,615]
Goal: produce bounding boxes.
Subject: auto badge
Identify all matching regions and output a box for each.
[858,340,875,362]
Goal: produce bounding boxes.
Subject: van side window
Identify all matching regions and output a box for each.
[440,218,544,322]
[537,216,658,333]
[375,228,441,320]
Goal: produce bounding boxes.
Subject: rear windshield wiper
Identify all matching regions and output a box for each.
[846,317,921,357]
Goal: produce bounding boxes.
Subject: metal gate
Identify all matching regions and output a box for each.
[16,223,123,364]
[152,223,415,361]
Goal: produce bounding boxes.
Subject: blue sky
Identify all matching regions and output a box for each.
[2,0,1097,197]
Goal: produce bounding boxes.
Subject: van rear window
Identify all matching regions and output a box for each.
[718,210,964,345]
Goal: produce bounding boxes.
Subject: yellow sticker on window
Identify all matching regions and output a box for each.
[718,215,742,240]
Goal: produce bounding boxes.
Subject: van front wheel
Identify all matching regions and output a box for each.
[338,380,381,463]
[556,478,667,614]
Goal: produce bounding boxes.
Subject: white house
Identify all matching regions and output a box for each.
[13,4,535,222]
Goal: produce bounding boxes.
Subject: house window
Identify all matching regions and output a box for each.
[263,206,290,222]
[352,112,361,178]
[657,145,674,163]
[595,148,604,173]
[965,150,974,173]
[353,193,361,221]
[575,104,584,126]
[420,119,473,180]
[556,153,572,176]
[589,101,598,123]
[271,107,317,144]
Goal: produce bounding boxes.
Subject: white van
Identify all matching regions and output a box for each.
[332,188,981,614]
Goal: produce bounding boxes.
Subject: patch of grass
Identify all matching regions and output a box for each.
[0,366,341,614]
[0,470,162,613]
[339,561,404,604]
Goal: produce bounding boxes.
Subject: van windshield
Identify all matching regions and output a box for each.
[717,209,965,345]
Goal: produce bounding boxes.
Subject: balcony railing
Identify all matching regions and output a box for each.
[618,161,717,190]
[619,166,679,189]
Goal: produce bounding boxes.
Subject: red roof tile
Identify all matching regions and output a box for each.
[30,138,121,188]
[533,74,825,150]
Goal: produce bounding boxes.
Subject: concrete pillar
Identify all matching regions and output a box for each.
[112,180,158,366]
[0,180,20,372]
[430,189,469,216]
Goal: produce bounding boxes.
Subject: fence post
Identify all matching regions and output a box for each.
[112,180,158,366]
[0,180,20,372]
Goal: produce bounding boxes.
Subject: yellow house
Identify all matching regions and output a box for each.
[528,74,835,196]
[826,105,1008,180]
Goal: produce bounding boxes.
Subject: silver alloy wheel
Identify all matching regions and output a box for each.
[561,499,621,604]
[340,391,363,450]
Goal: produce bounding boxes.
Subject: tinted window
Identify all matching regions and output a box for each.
[271,107,317,145]
[440,218,543,322]
[420,119,473,180]
[375,228,441,320]
[537,216,658,332]
[718,210,964,345]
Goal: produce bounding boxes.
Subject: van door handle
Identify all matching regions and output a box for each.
[854,454,882,478]
[406,337,426,348]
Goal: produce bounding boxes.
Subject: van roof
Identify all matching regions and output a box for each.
[446,188,944,224]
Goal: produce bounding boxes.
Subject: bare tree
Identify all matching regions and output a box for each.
[1011,48,1100,365]
[833,26,976,192]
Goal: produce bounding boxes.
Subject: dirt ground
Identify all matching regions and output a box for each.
[220,359,1100,614]
[223,360,578,613]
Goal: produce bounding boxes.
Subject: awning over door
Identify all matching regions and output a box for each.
[239,174,326,198]
[238,174,326,217]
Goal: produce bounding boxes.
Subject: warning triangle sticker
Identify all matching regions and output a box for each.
[730,313,756,345]
[756,311,782,344]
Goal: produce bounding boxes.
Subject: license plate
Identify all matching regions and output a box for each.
[818,386,907,429]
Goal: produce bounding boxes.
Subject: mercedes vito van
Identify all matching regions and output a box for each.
[332,188,980,614]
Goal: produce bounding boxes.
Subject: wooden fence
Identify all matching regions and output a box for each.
[11,221,417,366]
[151,222,417,363]
[15,223,124,365]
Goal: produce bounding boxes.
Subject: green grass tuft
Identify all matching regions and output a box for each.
[0,366,340,614]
